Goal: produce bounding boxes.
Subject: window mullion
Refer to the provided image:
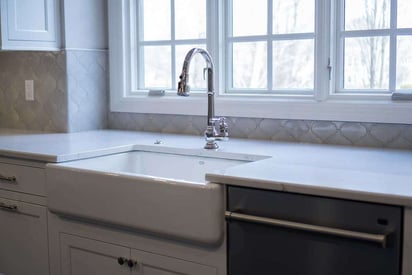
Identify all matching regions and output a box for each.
[209,0,221,95]
[137,0,145,90]
[334,0,345,93]
[267,0,273,92]
[225,0,234,93]
[315,0,331,101]
[171,0,176,90]
[389,0,397,93]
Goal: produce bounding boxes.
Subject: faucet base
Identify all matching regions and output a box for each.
[204,141,219,150]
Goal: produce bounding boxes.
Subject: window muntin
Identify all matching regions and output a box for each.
[226,0,316,93]
[336,0,412,93]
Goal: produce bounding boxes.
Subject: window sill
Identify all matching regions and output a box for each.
[110,94,412,124]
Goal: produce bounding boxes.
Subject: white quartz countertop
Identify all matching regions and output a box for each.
[1,128,412,206]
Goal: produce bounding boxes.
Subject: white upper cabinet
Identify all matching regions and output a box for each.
[0,0,61,50]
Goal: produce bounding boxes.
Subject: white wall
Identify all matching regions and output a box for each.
[63,0,108,50]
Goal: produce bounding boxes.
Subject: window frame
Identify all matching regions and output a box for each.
[108,0,412,124]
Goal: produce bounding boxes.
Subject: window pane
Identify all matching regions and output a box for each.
[344,0,390,30]
[398,0,412,28]
[273,0,315,34]
[397,36,412,89]
[175,0,206,39]
[273,40,314,89]
[232,42,267,89]
[143,0,170,41]
[143,46,171,88]
[232,0,267,36]
[175,45,207,89]
[343,37,389,89]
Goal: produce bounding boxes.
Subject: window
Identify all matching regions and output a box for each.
[109,0,412,124]
[133,0,207,91]
[335,0,412,94]
[226,0,316,93]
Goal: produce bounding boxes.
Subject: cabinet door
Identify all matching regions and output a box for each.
[0,0,61,50]
[60,233,131,275]
[0,198,49,275]
[131,249,216,275]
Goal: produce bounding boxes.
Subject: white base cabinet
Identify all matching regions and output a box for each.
[0,198,49,275]
[0,158,49,275]
[60,233,130,275]
[60,233,216,275]
[49,212,225,275]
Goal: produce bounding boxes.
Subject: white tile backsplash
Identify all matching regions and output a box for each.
[108,113,412,150]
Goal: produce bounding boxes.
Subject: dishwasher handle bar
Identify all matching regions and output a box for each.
[0,174,17,183]
[226,211,389,248]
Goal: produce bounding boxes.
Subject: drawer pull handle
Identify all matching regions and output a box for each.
[226,211,389,248]
[117,257,137,268]
[117,257,126,266]
[0,174,17,183]
[0,202,18,211]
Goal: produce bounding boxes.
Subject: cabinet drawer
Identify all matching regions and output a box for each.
[0,162,45,196]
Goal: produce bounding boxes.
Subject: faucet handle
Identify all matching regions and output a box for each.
[218,117,229,139]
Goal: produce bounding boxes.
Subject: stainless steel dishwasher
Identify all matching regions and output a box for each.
[226,186,403,275]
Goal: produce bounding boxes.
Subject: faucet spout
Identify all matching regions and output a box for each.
[177,48,228,149]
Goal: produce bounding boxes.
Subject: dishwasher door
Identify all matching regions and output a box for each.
[227,186,403,275]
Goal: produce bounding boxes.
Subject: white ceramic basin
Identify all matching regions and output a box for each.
[63,151,245,184]
[46,151,247,245]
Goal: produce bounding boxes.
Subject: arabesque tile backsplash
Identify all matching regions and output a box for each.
[108,113,412,149]
[0,51,411,150]
[0,51,67,131]
[0,50,107,132]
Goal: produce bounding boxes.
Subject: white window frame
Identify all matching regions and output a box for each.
[109,0,412,124]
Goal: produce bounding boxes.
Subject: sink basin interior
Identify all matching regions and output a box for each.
[62,151,248,184]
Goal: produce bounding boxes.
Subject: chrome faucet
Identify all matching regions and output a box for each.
[177,48,229,149]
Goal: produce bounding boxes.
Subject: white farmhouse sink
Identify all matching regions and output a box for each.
[46,151,247,245]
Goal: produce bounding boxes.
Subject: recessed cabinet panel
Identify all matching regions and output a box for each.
[0,0,61,50]
[60,233,130,275]
[14,0,46,31]
[131,249,216,275]
[0,198,49,275]
[58,233,217,275]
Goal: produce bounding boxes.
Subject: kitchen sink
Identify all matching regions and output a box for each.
[46,150,248,245]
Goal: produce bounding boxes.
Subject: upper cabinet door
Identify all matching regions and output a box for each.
[0,0,61,50]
